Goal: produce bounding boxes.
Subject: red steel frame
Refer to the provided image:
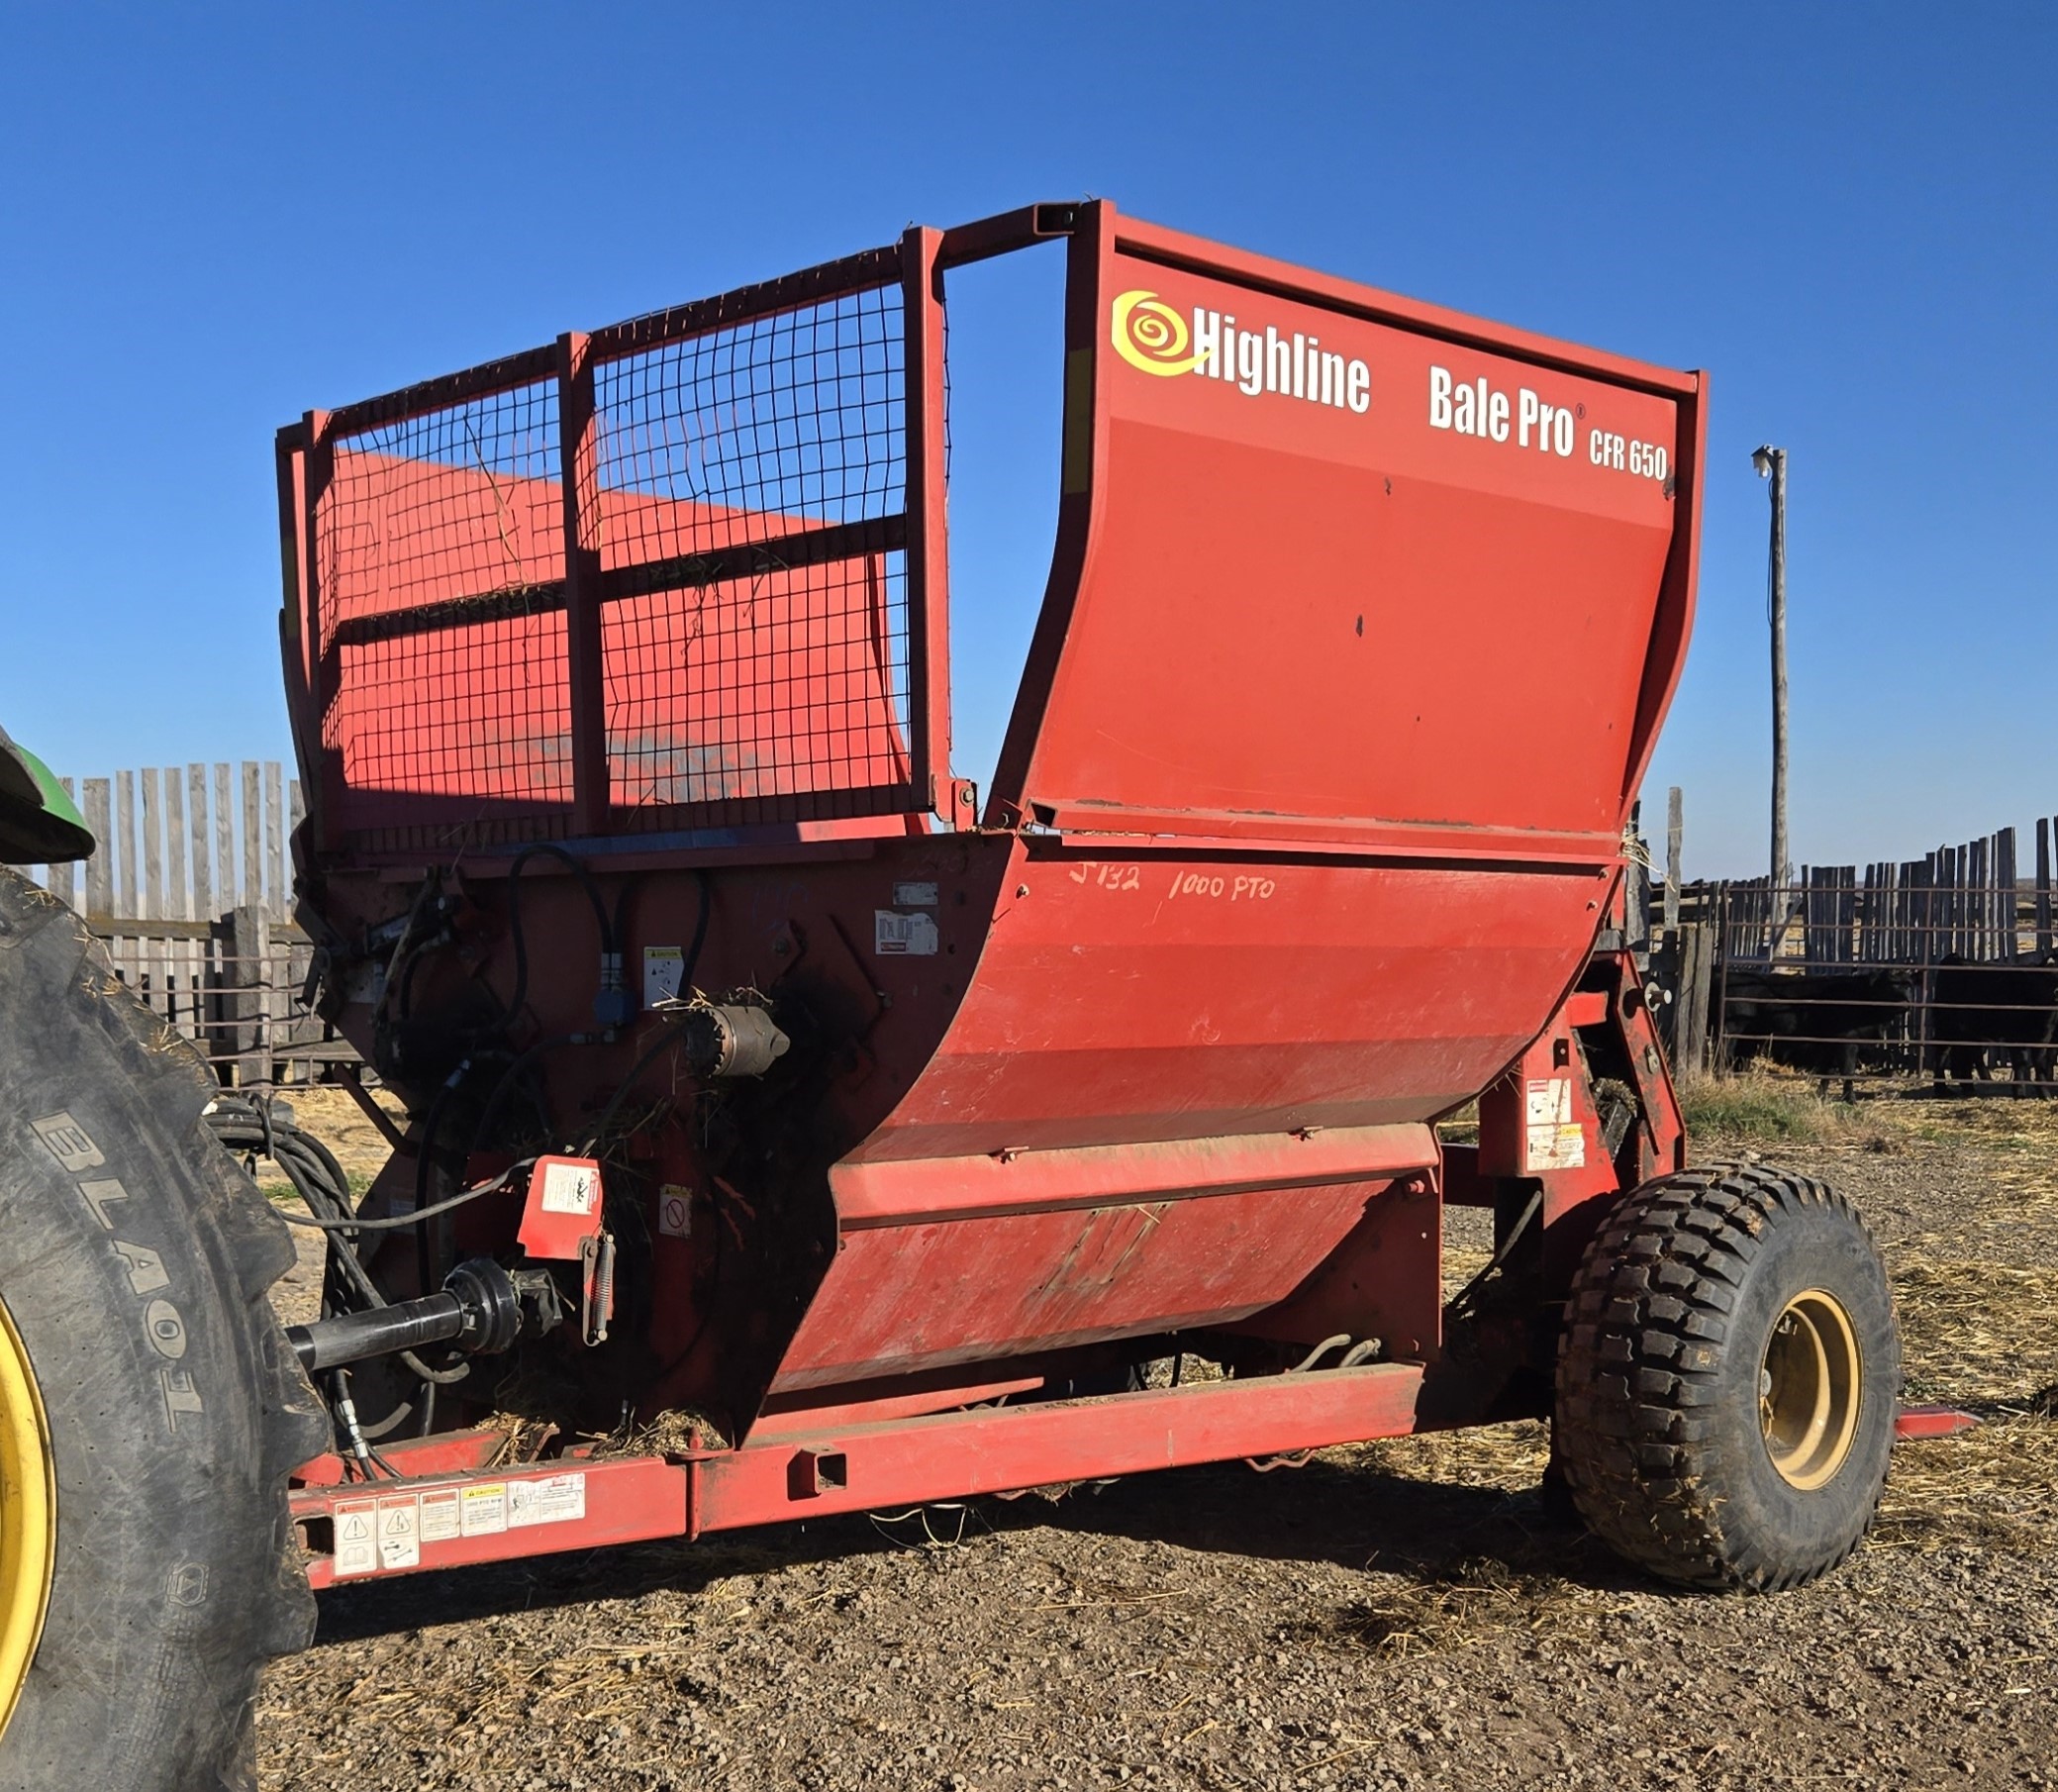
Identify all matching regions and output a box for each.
[282,204,1976,1595]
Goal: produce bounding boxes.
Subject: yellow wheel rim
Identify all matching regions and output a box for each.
[1759,1288,1863,1492]
[0,1292,53,1735]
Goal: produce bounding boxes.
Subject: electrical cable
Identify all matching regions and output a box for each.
[648,1175,729,1384]
[564,873,714,1157]
[468,1032,579,1158]
[270,1158,534,1231]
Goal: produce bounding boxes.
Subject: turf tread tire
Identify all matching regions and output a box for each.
[1554,1162,1899,1592]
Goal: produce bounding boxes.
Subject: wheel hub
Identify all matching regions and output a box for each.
[1759,1288,1862,1491]
[0,1292,54,1734]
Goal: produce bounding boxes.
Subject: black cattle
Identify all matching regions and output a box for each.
[1721,966,1916,1101]
[1928,951,2058,1096]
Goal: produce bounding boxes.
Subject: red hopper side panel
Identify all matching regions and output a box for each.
[770,207,1706,1398]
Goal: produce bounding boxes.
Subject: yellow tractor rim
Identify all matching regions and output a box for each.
[1759,1288,1863,1492]
[0,1292,53,1735]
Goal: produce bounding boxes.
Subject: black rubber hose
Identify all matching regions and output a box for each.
[681,869,712,992]
[204,1097,469,1386]
[412,1064,471,1300]
[469,1033,577,1158]
[505,844,616,1027]
[579,1019,690,1155]
[612,874,638,970]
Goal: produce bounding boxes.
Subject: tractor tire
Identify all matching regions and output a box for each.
[1554,1163,1899,1592]
[0,870,327,1789]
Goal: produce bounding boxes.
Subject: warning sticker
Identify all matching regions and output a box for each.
[892,881,939,908]
[460,1483,508,1538]
[643,945,684,1005]
[507,1472,587,1530]
[657,1184,693,1239]
[376,1495,421,1571]
[334,1498,377,1578]
[874,910,939,956]
[1523,1078,1587,1170]
[539,1160,600,1217]
[420,1487,461,1544]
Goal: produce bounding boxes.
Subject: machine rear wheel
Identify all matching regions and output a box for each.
[1554,1163,1899,1591]
[0,870,326,1788]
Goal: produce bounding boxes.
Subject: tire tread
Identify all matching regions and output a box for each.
[1555,1162,1896,1592]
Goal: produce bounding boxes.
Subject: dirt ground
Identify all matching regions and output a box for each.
[254,1095,2058,1792]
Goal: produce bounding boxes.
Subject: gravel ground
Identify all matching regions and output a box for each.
[254,1096,2058,1791]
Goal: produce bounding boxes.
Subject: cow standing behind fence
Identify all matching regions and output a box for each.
[1719,966,1916,1100]
[1929,951,2058,1095]
[1659,808,2058,1098]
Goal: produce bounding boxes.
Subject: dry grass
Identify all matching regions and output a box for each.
[1677,1066,1877,1145]
[1308,1093,2058,1655]
[1869,1103,2058,1550]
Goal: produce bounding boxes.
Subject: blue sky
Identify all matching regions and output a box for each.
[2,3,2050,877]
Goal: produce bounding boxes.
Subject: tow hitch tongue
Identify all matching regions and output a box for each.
[285,1258,562,1373]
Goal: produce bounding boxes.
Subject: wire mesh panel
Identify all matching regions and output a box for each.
[592,283,914,823]
[295,240,937,846]
[593,285,906,564]
[316,379,571,809]
[602,552,909,817]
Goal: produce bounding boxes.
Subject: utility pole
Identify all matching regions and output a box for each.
[1752,446,1790,901]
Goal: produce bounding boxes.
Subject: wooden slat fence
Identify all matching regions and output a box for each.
[1646,789,2058,1094]
[19,760,352,1086]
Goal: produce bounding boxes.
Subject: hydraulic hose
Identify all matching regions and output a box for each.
[203,1094,471,1386]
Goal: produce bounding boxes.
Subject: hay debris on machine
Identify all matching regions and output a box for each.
[266,200,1927,1602]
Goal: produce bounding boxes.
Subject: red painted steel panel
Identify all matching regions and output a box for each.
[692,1362,1425,1534]
[1894,1405,1979,1442]
[773,1177,1388,1392]
[1011,244,1681,847]
[831,1124,1434,1225]
[751,1376,1046,1439]
[856,844,1612,1159]
[311,459,908,831]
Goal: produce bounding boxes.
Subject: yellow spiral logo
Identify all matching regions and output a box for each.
[1111,289,1204,376]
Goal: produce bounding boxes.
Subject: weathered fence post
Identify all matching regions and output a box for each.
[220,904,272,1087]
[2037,817,2053,956]
[1996,827,2017,960]
[1673,921,1713,1077]
[82,780,111,919]
[1664,787,1682,939]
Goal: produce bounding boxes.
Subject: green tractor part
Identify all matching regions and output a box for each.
[0,730,93,867]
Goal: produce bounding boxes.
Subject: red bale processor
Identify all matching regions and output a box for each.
[267,201,1905,1601]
